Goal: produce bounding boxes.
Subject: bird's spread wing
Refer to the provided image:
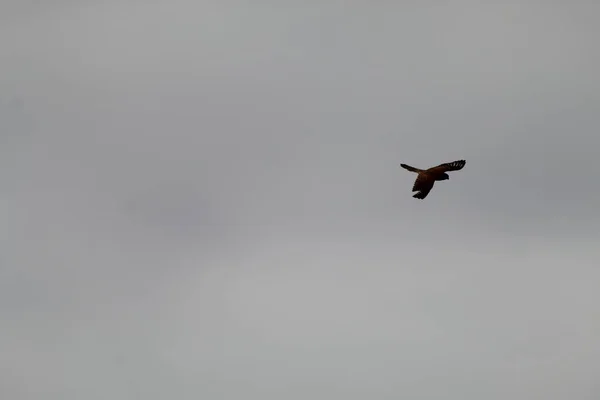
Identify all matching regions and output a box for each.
[431,159,466,173]
[412,174,435,199]
[400,163,422,173]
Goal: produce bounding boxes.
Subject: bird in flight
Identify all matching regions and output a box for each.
[400,159,466,199]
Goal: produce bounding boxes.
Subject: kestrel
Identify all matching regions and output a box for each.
[400,159,466,199]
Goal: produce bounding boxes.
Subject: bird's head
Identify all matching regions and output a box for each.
[440,173,450,180]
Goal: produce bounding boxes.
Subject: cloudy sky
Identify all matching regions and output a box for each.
[2,1,600,398]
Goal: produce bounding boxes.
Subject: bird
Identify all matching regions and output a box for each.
[400,159,466,199]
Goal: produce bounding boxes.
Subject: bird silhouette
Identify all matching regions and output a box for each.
[400,160,466,199]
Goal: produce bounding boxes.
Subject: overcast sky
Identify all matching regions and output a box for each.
[2,1,600,399]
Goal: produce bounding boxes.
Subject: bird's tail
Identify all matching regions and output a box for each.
[400,163,421,173]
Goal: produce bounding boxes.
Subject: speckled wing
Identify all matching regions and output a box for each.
[430,159,466,173]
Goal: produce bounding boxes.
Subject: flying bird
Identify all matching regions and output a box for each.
[400,159,466,199]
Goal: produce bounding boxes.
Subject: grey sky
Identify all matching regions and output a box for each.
[2,1,599,399]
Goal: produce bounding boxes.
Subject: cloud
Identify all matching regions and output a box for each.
[2,1,599,399]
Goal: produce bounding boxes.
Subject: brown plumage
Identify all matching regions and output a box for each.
[400,160,466,199]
